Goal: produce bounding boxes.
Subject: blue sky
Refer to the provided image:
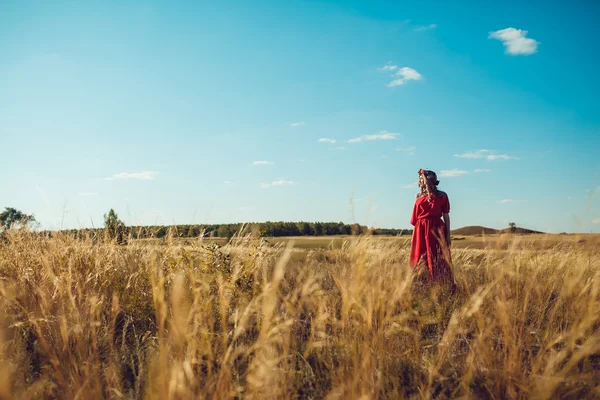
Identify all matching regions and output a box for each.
[1,0,599,233]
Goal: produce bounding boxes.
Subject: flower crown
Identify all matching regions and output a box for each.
[418,169,439,185]
[418,169,432,179]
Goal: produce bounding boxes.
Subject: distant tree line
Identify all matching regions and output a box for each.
[56,221,412,240]
[3,206,413,240]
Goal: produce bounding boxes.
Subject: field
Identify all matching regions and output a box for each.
[1,231,599,399]
[142,232,600,251]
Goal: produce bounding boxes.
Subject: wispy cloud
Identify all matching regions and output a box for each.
[402,182,418,189]
[377,64,398,72]
[78,192,98,196]
[414,23,437,32]
[498,199,521,204]
[260,180,294,188]
[105,171,158,181]
[474,169,492,173]
[454,149,491,159]
[395,146,416,155]
[290,122,305,127]
[487,154,518,161]
[36,185,52,208]
[387,67,423,88]
[333,147,349,151]
[348,130,399,143]
[223,181,234,185]
[489,28,539,55]
[318,138,336,144]
[252,160,273,166]
[592,218,600,225]
[439,169,469,177]
[454,149,518,161]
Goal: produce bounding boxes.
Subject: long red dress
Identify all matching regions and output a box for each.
[410,192,454,283]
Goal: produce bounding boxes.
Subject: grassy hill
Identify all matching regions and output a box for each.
[451,226,499,235]
[452,226,544,235]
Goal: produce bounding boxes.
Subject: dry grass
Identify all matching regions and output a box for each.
[0,230,599,399]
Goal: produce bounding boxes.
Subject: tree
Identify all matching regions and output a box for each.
[313,222,323,236]
[216,224,233,239]
[260,222,274,237]
[187,225,200,238]
[104,209,127,244]
[298,222,313,236]
[508,222,517,232]
[0,207,35,231]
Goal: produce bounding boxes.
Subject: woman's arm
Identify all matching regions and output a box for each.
[410,193,420,226]
[442,213,451,245]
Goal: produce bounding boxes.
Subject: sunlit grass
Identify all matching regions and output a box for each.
[0,230,598,399]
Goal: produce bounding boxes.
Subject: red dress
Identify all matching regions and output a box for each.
[410,192,454,283]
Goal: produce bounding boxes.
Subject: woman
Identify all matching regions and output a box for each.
[410,169,454,286]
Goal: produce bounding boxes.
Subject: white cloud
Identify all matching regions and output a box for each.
[333,147,348,151]
[78,192,98,196]
[377,64,398,72]
[348,130,399,143]
[402,182,418,189]
[592,218,600,225]
[414,24,437,32]
[454,149,491,159]
[395,146,416,155]
[260,180,294,188]
[252,161,273,166]
[223,181,234,185]
[105,171,158,181]
[387,67,423,87]
[474,169,492,173]
[271,180,294,187]
[318,138,336,144]
[498,199,521,204]
[290,122,305,127]
[489,28,539,55]
[439,169,469,177]
[487,154,518,161]
[454,149,518,161]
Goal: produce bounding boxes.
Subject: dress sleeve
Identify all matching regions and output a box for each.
[410,198,418,226]
[442,194,450,214]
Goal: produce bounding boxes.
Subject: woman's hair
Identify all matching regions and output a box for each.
[418,169,440,200]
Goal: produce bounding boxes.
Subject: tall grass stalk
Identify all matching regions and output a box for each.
[0,230,598,398]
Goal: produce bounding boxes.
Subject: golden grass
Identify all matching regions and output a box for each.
[0,230,599,399]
